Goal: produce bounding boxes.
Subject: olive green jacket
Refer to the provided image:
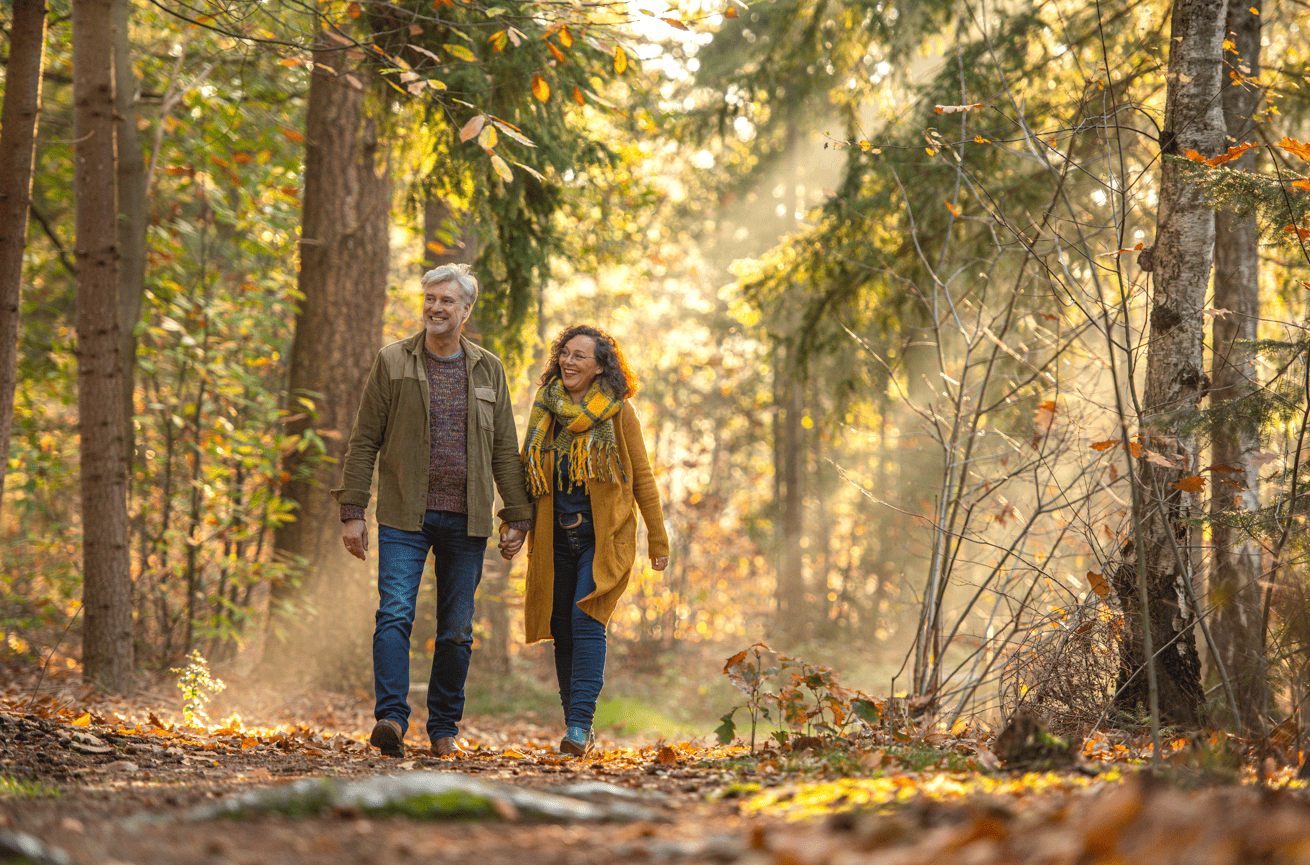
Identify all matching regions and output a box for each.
[331,332,533,537]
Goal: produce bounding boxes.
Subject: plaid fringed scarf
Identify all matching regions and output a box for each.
[521,378,625,499]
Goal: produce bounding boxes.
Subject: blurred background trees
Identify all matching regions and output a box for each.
[3,0,1310,740]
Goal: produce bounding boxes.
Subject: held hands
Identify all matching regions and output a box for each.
[342,519,368,560]
[651,556,669,571]
[499,527,527,560]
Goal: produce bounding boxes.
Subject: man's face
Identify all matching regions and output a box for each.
[422,280,471,342]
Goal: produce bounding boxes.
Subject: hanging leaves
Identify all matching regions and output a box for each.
[477,123,498,151]
[1175,475,1207,493]
[489,153,514,182]
[614,45,628,74]
[1098,242,1144,258]
[459,114,487,142]
[572,86,585,106]
[725,6,739,17]
[1086,571,1111,598]
[1277,137,1310,162]
[532,74,551,102]
[934,102,983,114]
[547,41,566,63]
[444,44,478,62]
[558,25,573,47]
[492,118,536,147]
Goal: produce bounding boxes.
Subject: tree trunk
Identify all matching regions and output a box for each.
[0,0,47,516]
[114,0,148,476]
[267,27,390,673]
[774,351,806,638]
[1209,0,1268,731]
[74,0,134,693]
[1111,0,1227,727]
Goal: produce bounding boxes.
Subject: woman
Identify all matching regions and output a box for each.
[515,324,669,755]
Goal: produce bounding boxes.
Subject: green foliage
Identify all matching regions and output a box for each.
[717,643,883,750]
[171,650,227,726]
[0,774,61,799]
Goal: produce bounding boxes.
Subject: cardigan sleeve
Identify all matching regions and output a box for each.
[622,402,670,558]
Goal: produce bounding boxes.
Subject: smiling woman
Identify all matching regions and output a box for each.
[518,324,670,757]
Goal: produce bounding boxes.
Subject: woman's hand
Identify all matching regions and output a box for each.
[651,556,669,571]
[500,527,527,560]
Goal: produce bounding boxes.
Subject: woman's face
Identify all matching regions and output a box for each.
[558,335,602,398]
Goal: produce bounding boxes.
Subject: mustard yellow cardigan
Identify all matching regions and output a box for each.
[523,400,670,643]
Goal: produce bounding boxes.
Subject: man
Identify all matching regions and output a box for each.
[333,264,532,758]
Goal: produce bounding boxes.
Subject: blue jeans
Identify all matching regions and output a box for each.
[374,511,487,741]
[551,516,606,729]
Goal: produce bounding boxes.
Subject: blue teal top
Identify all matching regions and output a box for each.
[553,449,592,516]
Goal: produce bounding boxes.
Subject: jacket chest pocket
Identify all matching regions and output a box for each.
[474,387,497,431]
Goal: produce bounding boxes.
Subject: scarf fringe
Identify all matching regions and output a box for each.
[521,379,626,499]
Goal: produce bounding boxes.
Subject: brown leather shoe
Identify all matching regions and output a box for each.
[369,718,404,757]
[431,736,464,757]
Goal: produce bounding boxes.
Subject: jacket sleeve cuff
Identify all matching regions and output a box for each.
[331,487,371,508]
[497,504,535,524]
[501,519,533,534]
[340,504,366,523]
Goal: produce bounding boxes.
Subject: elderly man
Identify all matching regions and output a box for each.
[333,264,532,758]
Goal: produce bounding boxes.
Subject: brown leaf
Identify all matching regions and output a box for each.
[655,745,678,765]
[1175,475,1206,493]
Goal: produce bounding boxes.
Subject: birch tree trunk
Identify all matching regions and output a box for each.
[0,0,47,515]
[1111,0,1227,727]
[267,26,390,671]
[1210,0,1268,731]
[74,0,135,692]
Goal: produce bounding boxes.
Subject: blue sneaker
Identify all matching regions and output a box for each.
[560,725,595,756]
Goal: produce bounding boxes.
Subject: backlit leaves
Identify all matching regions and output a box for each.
[614,45,628,74]
[459,114,487,142]
[532,74,551,102]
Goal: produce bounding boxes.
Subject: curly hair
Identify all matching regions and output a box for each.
[540,324,639,399]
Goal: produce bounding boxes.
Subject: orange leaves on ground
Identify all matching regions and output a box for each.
[531,74,551,103]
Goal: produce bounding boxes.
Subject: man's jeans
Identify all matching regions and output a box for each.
[551,516,606,729]
[375,511,487,741]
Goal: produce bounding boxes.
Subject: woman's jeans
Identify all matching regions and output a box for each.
[375,511,486,741]
[551,516,606,729]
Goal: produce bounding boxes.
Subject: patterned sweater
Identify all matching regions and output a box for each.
[341,350,530,531]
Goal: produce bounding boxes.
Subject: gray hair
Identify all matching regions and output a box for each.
[421,264,479,308]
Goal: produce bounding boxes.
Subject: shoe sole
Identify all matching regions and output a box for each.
[559,739,592,756]
[370,722,404,757]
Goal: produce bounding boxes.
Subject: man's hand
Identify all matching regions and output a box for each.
[499,527,527,560]
[651,556,669,571]
[343,519,368,560]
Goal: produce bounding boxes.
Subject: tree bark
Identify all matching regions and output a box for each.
[73,0,135,692]
[1209,0,1268,731]
[0,0,47,516]
[114,0,149,475]
[267,27,390,672]
[1111,0,1227,727]
[774,352,806,638]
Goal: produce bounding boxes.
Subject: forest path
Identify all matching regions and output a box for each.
[5,663,1310,865]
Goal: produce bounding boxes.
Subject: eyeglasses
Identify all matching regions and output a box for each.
[559,351,593,363]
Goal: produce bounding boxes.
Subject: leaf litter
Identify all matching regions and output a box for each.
[3,659,1310,864]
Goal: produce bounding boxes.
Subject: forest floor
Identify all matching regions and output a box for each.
[4,656,1310,865]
